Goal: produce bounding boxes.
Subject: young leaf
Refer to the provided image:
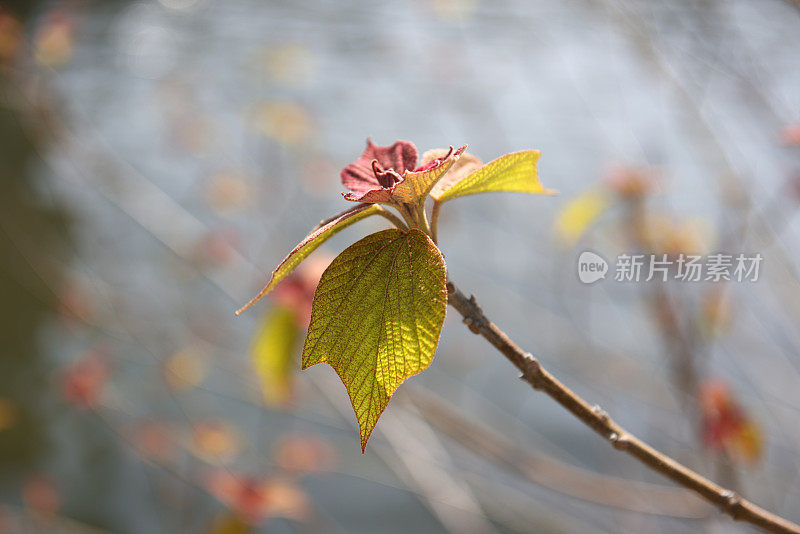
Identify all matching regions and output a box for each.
[431,149,555,202]
[340,140,466,205]
[390,145,466,204]
[425,148,484,198]
[251,306,301,406]
[236,203,380,315]
[302,229,447,450]
[340,139,419,197]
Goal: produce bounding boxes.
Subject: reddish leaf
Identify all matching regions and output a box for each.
[341,139,466,205]
[340,139,419,196]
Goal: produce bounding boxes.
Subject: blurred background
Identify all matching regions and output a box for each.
[2,0,800,532]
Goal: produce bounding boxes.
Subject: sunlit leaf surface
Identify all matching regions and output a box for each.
[426,148,483,199]
[303,229,447,450]
[390,145,465,204]
[432,149,554,202]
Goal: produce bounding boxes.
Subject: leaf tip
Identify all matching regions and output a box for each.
[360,421,377,453]
[235,280,275,316]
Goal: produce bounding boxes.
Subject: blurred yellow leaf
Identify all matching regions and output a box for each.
[554,189,610,245]
[251,306,301,407]
[734,420,763,464]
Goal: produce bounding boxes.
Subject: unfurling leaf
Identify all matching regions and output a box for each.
[302,229,447,450]
[340,139,419,197]
[236,203,380,315]
[390,145,465,204]
[340,139,466,205]
[251,306,301,406]
[553,189,610,245]
[425,148,483,198]
[431,149,554,202]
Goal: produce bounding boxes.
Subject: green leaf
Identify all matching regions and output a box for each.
[391,145,465,204]
[236,203,380,315]
[251,305,301,407]
[431,149,555,202]
[302,229,447,450]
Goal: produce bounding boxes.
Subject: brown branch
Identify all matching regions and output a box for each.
[446,281,800,534]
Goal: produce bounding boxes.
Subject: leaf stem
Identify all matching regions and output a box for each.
[416,202,432,238]
[446,280,800,534]
[430,200,442,244]
[375,206,409,231]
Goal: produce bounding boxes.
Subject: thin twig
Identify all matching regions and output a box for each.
[446,280,800,534]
